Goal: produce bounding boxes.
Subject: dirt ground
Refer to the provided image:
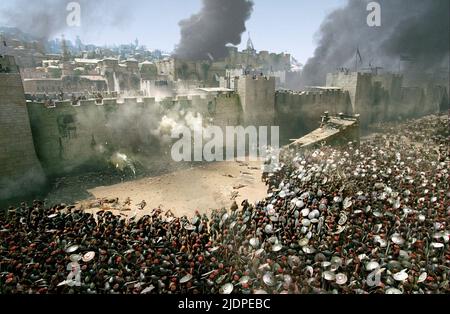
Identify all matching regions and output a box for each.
[80,161,267,219]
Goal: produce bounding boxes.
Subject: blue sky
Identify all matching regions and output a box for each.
[1,0,347,64]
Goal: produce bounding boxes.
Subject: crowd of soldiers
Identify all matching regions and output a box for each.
[0,115,448,294]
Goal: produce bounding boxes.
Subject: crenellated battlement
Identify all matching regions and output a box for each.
[26,96,189,110]
[241,74,276,82]
[275,89,350,106]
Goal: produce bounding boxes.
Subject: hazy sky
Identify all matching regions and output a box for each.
[0,0,347,63]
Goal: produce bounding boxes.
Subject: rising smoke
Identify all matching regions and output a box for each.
[301,0,450,87]
[175,0,254,60]
[0,0,131,40]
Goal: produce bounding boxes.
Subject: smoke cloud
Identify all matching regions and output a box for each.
[175,0,254,61]
[301,0,450,87]
[0,0,131,40]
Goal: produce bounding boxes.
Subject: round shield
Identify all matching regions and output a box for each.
[141,285,155,294]
[239,276,250,285]
[302,246,316,254]
[70,254,82,262]
[335,273,348,285]
[391,234,405,245]
[57,280,68,287]
[334,226,346,234]
[301,208,310,217]
[386,288,403,294]
[298,238,309,247]
[431,242,444,249]
[343,198,352,209]
[264,224,273,234]
[338,214,348,226]
[66,245,79,254]
[263,273,275,286]
[301,219,311,227]
[209,246,220,253]
[184,224,196,231]
[393,270,408,282]
[220,283,234,294]
[272,243,283,252]
[180,274,193,284]
[322,271,336,281]
[222,213,229,223]
[417,272,427,283]
[249,238,259,248]
[365,261,380,271]
[82,251,96,263]
[331,256,343,267]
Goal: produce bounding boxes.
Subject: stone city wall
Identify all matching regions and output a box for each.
[275,89,352,143]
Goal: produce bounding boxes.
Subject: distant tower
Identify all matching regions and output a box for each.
[134,38,139,49]
[61,34,70,61]
[75,35,84,52]
[245,33,256,72]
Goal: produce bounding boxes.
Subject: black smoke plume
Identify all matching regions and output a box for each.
[175,0,254,60]
[301,0,450,87]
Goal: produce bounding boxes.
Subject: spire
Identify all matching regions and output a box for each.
[246,32,255,52]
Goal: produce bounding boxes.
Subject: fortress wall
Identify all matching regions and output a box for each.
[212,93,242,129]
[275,90,352,142]
[26,96,167,177]
[325,71,443,126]
[326,72,359,112]
[27,101,111,177]
[0,69,46,200]
[190,95,210,116]
[425,85,449,114]
[372,74,403,101]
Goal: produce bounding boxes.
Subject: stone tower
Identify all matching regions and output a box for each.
[236,74,276,127]
[0,55,46,201]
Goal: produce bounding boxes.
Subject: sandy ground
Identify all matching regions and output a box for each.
[80,161,267,219]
